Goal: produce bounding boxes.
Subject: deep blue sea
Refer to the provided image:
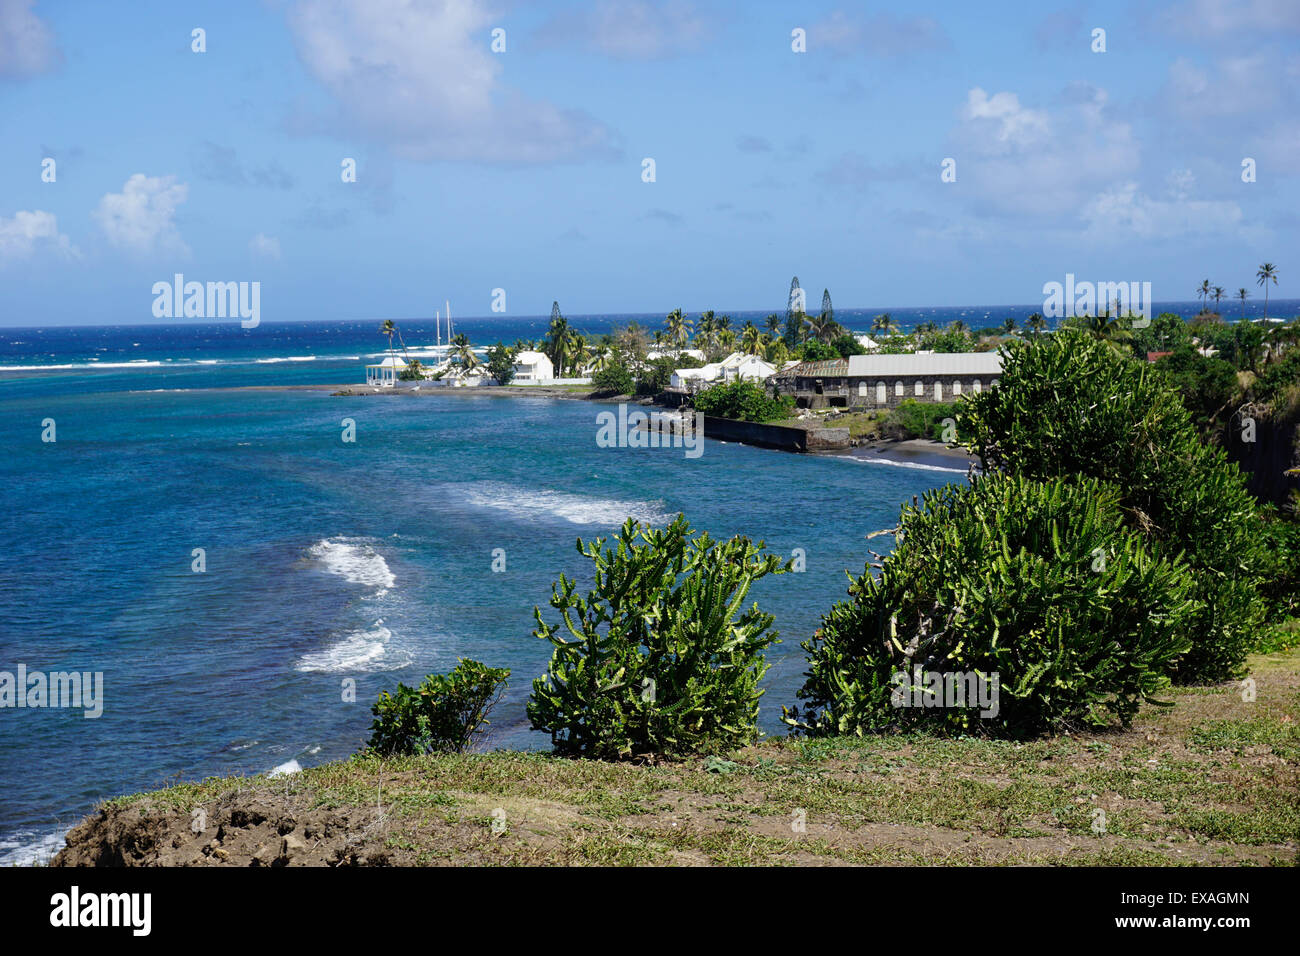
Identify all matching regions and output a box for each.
[2,302,1295,864]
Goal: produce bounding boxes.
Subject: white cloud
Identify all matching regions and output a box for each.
[249,233,281,260]
[93,174,189,255]
[536,0,707,59]
[950,85,1139,217]
[0,0,59,78]
[287,0,617,163]
[1081,182,1246,240]
[0,209,76,259]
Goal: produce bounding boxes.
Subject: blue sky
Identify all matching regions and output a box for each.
[0,0,1295,326]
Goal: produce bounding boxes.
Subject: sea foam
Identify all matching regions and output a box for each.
[461,482,672,526]
[295,622,410,673]
[306,538,395,596]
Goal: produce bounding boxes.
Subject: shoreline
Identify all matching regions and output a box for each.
[164,381,978,465]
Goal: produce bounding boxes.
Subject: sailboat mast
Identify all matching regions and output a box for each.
[436,309,441,349]
[447,300,453,340]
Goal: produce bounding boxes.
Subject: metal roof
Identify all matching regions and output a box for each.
[843,352,1003,377]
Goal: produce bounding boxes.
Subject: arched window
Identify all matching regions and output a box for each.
[895,381,904,396]
[914,381,924,396]
[876,381,887,404]
[857,381,868,399]
[934,381,943,401]
[952,381,962,395]
[972,379,982,393]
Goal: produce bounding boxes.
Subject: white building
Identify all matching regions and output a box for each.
[670,352,778,391]
[365,355,407,387]
[512,350,555,383]
[854,335,880,352]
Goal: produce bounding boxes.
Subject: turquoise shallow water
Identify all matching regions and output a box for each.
[0,318,983,862]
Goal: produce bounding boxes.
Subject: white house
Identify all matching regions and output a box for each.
[854,335,880,352]
[512,350,555,383]
[670,352,778,391]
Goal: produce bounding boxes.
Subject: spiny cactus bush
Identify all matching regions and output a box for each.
[957,329,1264,683]
[527,515,788,759]
[367,659,510,756]
[786,473,1197,737]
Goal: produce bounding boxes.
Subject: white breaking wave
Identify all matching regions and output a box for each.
[306,538,395,596]
[0,361,163,371]
[255,355,317,363]
[461,482,673,526]
[833,455,972,475]
[295,622,411,673]
[0,827,68,867]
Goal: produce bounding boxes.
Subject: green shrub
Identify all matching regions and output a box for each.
[957,329,1264,683]
[591,363,635,396]
[367,659,510,756]
[693,378,794,422]
[880,399,960,441]
[1257,508,1300,621]
[527,516,788,759]
[636,355,699,396]
[398,358,425,380]
[786,474,1197,737]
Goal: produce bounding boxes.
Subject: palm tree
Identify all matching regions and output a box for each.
[1257,263,1278,321]
[1212,286,1225,313]
[716,328,737,354]
[949,319,968,335]
[1085,312,1133,350]
[665,308,692,348]
[741,323,765,355]
[1197,279,1212,313]
[804,311,843,343]
[379,319,396,361]
[871,313,897,336]
[764,313,783,337]
[569,333,591,374]
[587,345,615,373]
[450,333,479,368]
[546,313,573,376]
[999,316,1017,335]
[1236,288,1250,320]
[1026,313,1047,336]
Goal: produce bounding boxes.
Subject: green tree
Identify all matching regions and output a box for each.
[1257,263,1278,320]
[527,517,789,758]
[1237,287,1250,320]
[1197,279,1212,312]
[486,343,517,385]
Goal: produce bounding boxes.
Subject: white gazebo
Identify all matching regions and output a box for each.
[365,355,407,387]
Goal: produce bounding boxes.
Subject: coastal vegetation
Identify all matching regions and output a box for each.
[367,660,511,757]
[526,517,789,759]
[692,378,794,423]
[787,473,1198,737]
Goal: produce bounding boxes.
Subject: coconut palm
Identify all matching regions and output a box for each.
[379,319,396,360]
[450,333,480,368]
[1026,313,1047,336]
[665,308,692,348]
[999,316,1017,335]
[1236,288,1250,320]
[741,323,765,355]
[569,333,591,374]
[1212,286,1225,313]
[587,345,615,373]
[716,328,737,354]
[871,313,897,336]
[803,311,844,344]
[764,313,782,337]
[1197,279,1212,312]
[949,319,968,335]
[546,314,573,376]
[1257,263,1278,321]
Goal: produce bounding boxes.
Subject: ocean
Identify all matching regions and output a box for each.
[1,302,1294,865]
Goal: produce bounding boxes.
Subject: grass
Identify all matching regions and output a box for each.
[77,647,1300,866]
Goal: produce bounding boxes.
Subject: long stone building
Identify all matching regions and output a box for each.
[778,352,1003,409]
